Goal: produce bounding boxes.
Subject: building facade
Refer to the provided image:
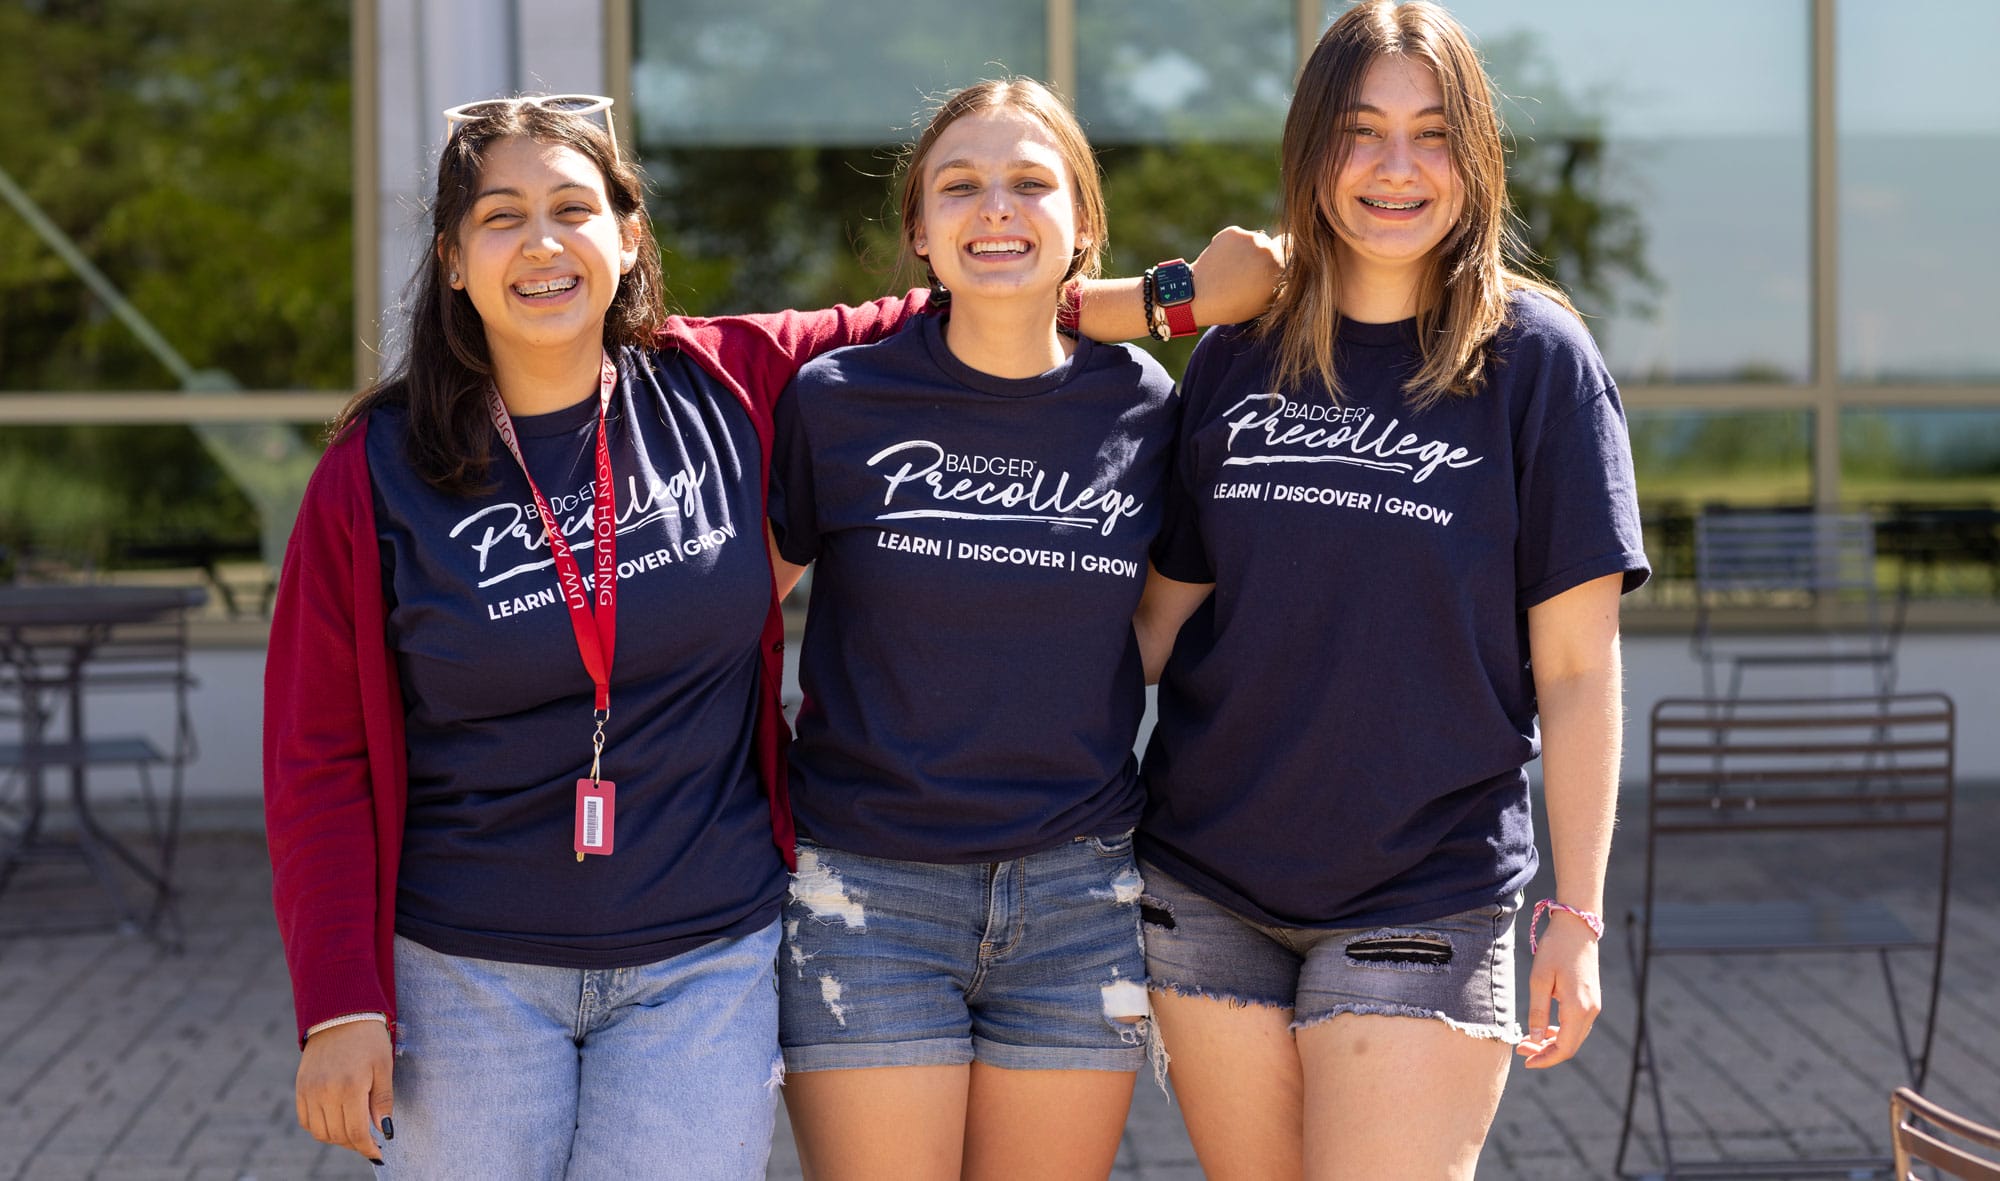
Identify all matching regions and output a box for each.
[3,0,1997,784]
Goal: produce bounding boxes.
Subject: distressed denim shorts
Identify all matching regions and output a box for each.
[1139,860,1522,1042]
[778,833,1151,1073]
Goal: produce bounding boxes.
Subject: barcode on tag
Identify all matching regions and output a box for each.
[582,796,604,848]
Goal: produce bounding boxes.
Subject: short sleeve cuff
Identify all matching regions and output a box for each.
[1518,550,1651,610]
[1151,533,1213,585]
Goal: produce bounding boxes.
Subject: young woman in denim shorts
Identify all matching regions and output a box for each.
[1132,3,1651,1177]
[765,79,1279,1179]
[264,94,1275,1178]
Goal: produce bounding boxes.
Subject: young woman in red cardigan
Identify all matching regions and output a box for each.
[264,95,1278,1176]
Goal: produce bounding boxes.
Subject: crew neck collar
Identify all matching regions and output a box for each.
[920,312,1090,398]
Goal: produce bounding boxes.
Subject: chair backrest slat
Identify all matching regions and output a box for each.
[1656,708,1953,731]
[1893,1088,2000,1181]
[1654,766,1946,787]
[1655,738,1946,758]
[1697,512,1879,596]
[1648,694,1955,839]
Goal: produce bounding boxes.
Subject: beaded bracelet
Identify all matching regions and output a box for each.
[1141,265,1162,341]
[1528,899,1605,954]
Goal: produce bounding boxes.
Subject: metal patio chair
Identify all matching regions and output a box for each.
[1691,510,1900,699]
[1891,1087,2000,1181]
[1616,692,1955,1179]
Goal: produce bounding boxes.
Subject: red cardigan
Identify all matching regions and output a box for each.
[263,296,924,1043]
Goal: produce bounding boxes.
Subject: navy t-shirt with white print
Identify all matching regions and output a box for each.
[370,344,787,968]
[1140,290,1650,930]
[770,313,1177,864]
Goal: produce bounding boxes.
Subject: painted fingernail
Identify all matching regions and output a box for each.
[371,1159,385,1167]
[382,1117,395,1140]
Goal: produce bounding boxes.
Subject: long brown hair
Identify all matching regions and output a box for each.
[894,77,1108,318]
[1263,0,1570,408]
[332,102,668,494]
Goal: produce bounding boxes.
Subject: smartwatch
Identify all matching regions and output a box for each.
[1150,257,1198,339]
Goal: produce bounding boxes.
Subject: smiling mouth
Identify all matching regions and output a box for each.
[513,276,579,298]
[967,241,1030,256]
[1359,197,1427,211]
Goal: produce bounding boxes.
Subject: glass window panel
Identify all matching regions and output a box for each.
[645,144,905,317]
[1628,409,1814,600]
[1631,408,1813,508]
[634,0,1044,147]
[0,425,325,615]
[1842,409,2000,600]
[1325,1,1811,383]
[1075,2,1293,142]
[1077,1,1290,378]
[0,3,349,592]
[1838,2,2000,381]
[1842,409,2000,506]
[0,1,352,395]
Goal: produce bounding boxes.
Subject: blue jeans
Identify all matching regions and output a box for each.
[779,833,1151,1073]
[381,921,781,1180]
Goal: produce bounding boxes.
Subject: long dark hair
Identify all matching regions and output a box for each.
[1261,0,1570,408]
[332,102,668,494]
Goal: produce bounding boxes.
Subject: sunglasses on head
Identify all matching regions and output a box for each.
[442,94,620,164]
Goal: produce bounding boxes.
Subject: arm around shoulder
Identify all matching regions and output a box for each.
[1077,227,1284,342]
[669,289,933,418]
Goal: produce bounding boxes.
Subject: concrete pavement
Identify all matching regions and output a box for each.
[3,794,1996,1179]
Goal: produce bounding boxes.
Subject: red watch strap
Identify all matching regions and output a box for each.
[1157,257,1198,339]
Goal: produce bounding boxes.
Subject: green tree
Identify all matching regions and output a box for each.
[1480,31,1656,319]
[0,0,349,566]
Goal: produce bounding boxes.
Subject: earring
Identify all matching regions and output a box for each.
[448,271,459,285]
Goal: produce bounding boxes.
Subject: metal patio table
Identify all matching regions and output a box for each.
[0,584,206,945]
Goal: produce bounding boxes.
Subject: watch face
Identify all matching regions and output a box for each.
[1154,263,1195,305]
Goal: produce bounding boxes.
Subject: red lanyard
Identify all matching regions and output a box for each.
[485,354,621,798]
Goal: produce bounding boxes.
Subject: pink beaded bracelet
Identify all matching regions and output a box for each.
[1528,899,1605,954]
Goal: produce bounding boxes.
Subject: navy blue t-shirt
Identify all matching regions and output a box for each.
[770,313,1177,863]
[370,344,786,968]
[1140,291,1650,929]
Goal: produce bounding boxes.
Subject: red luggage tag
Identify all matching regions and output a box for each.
[575,777,615,858]
[574,706,615,860]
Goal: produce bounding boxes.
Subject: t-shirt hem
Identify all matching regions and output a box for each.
[1137,838,1537,931]
[393,895,782,970]
[1517,549,1651,610]
[798,798,1143,865]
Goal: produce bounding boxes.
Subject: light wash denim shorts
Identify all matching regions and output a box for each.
[779,832,1151,1073]
[1139,860,1523,1042]
[383,922,781,1180]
